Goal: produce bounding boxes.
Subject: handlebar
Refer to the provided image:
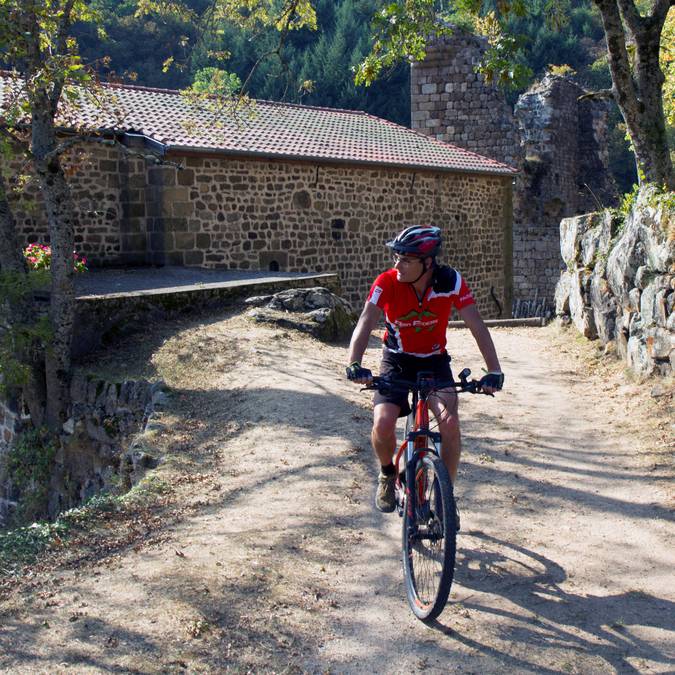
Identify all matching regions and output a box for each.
[361,368,493,396]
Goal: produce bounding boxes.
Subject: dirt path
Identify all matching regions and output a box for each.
[0,314,673,674]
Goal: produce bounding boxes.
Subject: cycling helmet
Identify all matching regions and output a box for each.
[386,225,442,257]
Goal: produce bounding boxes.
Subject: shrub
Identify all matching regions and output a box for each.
[3,428,57,524]
[23,243,88,273]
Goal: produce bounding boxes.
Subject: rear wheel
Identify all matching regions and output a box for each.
[402,452,456,621]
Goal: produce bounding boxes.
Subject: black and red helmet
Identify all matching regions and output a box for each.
[386,225,442,257]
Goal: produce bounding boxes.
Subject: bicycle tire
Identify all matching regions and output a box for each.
[402,452,456,621]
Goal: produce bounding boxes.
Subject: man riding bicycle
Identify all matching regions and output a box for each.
[345,225,504,519]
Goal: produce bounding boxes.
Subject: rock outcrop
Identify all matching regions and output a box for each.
[556,186,674,376]
[246,287,357,342]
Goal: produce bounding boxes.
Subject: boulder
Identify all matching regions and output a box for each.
[627,334,655,376]
[246,287,357,342]
[646,326,674,363]
[560,210,614,269]
[606,219,644,303]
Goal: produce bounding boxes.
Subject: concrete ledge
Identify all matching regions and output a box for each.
[73,273,340,358]
[448,317,546,329]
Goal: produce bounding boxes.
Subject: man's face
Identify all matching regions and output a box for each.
[393,253,426,283]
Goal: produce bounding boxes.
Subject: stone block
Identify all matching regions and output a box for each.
[147,167,176,186]
[184,250,204,265]
[196,233,211,248]
[174,232,195,249]
[172,202,193,218]
[177,169,195,186]
[122,233,147,251]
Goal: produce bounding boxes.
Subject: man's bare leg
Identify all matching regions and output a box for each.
[429,391,461,483]
[371,402,401,467]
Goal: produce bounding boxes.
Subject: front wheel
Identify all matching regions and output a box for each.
[402,452,456,621]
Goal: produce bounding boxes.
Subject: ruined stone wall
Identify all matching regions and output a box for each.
[411,32,619,315]
[513,75,618,308]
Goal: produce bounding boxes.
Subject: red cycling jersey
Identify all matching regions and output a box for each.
[367,267,475,356]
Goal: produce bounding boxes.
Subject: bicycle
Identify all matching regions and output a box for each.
[364,367,490,622]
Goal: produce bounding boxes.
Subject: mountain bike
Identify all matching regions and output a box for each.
[365,368,488,622]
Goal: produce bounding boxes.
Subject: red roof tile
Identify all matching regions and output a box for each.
[1,75,516,176]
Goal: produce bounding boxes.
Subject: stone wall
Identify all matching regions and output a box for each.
[8,142,129,262]
[0,374,164,524]
[411,31,619,315]
[6,144,514,318]
[555,187,674,376]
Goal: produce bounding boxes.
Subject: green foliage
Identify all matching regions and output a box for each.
[547,63,575,77]
[353,0,452,87]
[619,183,641,216]
[0,490,119,574]
[0,467,170,574]
[0,519,69,574]
[3,429,57,525]
[191,67,242,95]
[0,270,52,392]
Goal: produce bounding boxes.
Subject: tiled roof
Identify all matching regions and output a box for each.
[0,74,516,176]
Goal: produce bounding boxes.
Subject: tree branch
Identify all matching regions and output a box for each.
[614,0,644,37]
[0,125,29,149]
[644,0,674,33]
[49,0,78,115]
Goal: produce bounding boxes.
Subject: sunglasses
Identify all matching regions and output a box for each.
[392,254,422,266]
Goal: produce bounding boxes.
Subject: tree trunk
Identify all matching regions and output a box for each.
[593,0,674,189]
[31,107,76,433]
[633,18,673,188]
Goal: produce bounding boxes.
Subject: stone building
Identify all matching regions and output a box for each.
[1,75,516,316]
[411,31,619,314]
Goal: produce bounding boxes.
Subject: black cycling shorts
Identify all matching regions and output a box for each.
[374,349,454,417]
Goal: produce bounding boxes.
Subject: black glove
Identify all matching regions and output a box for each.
[479,372,504,391]
[346,361,372,381]
[432,265,458,293]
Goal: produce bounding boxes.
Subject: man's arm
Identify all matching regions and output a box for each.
[348,300,382,365]
[457,304,503,392]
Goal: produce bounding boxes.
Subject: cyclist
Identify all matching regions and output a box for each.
[345,225,504,518]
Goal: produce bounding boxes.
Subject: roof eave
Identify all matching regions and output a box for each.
[163,143,518,177]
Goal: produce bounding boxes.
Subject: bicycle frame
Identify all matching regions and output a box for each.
[393,372,445,522]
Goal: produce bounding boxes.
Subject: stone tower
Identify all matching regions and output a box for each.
[411,32,521,168]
